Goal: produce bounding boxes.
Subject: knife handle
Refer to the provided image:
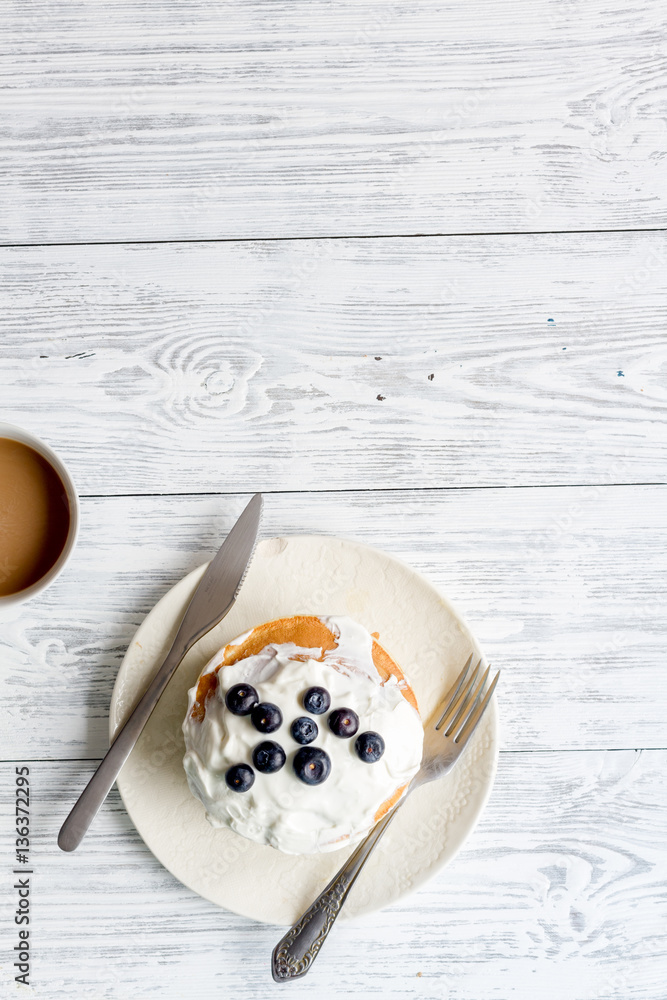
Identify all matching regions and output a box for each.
[58,640,186,852]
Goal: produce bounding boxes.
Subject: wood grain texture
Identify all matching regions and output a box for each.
[1,751,665,999]
[2,232,666,494]
[1,0,666,243]
[2,0,666,993]
[1,486,664,758]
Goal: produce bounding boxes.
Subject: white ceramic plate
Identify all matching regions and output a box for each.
[110,535,498,926]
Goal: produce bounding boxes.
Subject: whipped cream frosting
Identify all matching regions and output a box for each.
[182,615,424,855]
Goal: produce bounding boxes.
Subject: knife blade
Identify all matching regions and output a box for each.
[58,492,263,852]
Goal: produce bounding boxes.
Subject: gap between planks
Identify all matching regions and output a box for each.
[2,225,667,251]
[72,482,667,500]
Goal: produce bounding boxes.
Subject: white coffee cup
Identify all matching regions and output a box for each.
[0,422,79,611]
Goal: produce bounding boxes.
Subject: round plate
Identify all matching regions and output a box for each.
[110,535,498,926]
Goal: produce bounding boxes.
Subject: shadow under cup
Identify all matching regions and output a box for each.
[0,424,79,607]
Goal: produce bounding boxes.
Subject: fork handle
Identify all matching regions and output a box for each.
[271,802,403,981]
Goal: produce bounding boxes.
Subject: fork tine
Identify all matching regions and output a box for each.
[453,670,500,746]
[436,658,482,731]
[444,664,490,738]
[434,653,473,730]
[455,664,490,729]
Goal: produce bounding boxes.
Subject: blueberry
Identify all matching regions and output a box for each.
[252,740,286,774]
[302,686,331,715]
[225,683,259,716]
[328,707,359,738]
[225,763,255,792]
[251,701,283,734]
[291,716,319,745]
[293,746,331,785]
[355,731,385,763]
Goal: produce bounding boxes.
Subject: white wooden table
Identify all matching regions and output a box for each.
[1,1,666,997]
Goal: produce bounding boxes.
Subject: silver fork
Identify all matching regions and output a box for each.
[271,654,500,982]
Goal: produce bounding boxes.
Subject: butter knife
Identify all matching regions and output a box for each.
[58,492,263,852]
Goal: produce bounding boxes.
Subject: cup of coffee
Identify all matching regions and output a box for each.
[0,422,79,610]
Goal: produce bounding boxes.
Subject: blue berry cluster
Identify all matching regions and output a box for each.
[223,683,385,793]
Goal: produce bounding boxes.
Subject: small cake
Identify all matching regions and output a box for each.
[182,614,424,854]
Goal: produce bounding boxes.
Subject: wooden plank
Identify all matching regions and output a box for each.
[1,0,666,243]
[1,751,664,997]
[1,232,665,495]
[1,486,664,758]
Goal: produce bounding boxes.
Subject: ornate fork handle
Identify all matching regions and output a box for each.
[272,656,499,982]
[271,805,402,981]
